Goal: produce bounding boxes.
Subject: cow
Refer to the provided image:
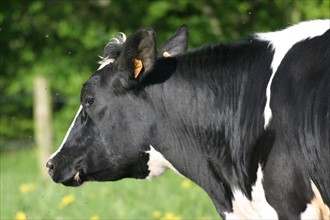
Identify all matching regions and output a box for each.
[46,20,330,219]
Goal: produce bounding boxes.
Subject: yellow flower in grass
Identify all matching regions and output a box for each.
[180,179,192,189]
[59,194,75,209]
[161,212,181,220]
[15,212,27,220]
[152,210,162,219]
[19,183,36,193]
[89,215,100,220]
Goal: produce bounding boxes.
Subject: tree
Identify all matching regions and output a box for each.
[0,0,329,150]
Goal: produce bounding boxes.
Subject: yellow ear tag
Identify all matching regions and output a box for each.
[134,59,143,78]
[163,52,171,58]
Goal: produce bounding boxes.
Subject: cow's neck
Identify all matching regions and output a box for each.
[145,41,274,214]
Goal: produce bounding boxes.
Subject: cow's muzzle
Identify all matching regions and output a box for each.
[46,159,85,187]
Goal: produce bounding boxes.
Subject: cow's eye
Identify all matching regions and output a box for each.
[84,96,95,108]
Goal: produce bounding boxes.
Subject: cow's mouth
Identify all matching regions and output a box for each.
[59,167,121,186]
[62,171,86,187]
[61,169,107,186]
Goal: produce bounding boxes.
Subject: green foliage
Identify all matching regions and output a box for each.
[0,0,329,148]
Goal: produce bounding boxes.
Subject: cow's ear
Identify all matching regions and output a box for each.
[120,28,156,85]
[158,25,189,58]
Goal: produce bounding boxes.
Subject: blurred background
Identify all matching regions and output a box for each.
[0,0,329,219]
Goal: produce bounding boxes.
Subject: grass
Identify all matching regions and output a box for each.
[0,148,220,219]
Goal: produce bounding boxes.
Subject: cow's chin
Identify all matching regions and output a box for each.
[60,169,125,186]
[61,171,86,187]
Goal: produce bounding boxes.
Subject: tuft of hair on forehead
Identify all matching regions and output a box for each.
[98,32,127,65]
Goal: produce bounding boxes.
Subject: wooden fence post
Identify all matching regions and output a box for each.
[34,76,53,180]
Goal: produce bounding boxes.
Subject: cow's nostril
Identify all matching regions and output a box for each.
[46,160,54,177]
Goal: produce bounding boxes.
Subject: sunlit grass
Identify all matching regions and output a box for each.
[0,148,220,219]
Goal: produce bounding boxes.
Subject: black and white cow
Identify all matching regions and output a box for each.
[47,20,330,219]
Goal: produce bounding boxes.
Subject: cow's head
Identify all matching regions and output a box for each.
[46,26,188,186]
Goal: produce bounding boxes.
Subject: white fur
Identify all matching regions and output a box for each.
[301,203,321,220]
[301,181,330,219]
[257,20,330,128]
[97,33,126,70]
[48,105,83,161]
[145,145,181,180]
[225,165,330,219]
[97,58,115,70]
[224,165,278,219]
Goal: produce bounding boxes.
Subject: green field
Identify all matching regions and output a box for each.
[0,148,220,219]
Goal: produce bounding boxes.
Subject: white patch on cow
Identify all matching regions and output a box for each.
[302,203,321,220]
[145,145,181,180]
[224,165,278,219]
[301,181,330,219]
[97,58,115,70]
[257,19,330,128]
[47,105,83,161]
